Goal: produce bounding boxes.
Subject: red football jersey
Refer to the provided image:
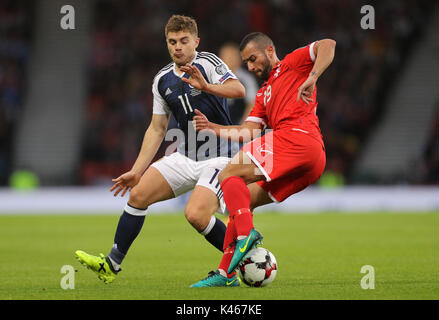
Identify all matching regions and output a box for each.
[246,42,323,146]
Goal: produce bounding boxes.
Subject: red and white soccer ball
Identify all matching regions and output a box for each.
[237,247,278,287]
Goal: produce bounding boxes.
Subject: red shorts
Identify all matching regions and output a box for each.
[242,127,326,202]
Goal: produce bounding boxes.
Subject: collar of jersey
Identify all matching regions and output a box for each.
[269,61,282,77]
[262,62,282,87]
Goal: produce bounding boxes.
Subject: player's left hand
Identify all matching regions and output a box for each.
[180,63,208,91]
[193,109,212,132]
[297,73,317,104]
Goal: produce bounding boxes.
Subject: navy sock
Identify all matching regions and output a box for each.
[204,217,227,252]
[109,210,145,265]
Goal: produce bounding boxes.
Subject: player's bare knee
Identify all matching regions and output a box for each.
[184,205,211,232]
[128,187,150,209]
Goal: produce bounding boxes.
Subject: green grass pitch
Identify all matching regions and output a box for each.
[0,212,438,300]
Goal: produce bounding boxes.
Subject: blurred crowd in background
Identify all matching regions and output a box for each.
[0,1,33,185]
[0,0,438,187]
[412,102,439,184]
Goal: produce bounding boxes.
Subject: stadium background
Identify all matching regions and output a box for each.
[0,0,438,302]
[0,0,437,213]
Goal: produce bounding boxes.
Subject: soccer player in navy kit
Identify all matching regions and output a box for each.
[75,15,245,283]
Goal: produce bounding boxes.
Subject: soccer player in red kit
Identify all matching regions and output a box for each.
[191,32,336,287]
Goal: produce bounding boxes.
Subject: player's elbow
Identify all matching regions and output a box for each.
[224,79,245,98]
[317,39,336,61]
[324,38,336,49]
[234,82,246,99]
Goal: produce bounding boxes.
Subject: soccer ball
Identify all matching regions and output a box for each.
[237,247,277,287]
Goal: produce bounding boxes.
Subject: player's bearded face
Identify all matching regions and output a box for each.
[258,53,272,81]
[241,44,272,81]
[166,31,199,67]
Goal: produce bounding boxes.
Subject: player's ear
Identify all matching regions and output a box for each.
[265,46,273,60]
[266,45,275,59]
[194,37,200,49]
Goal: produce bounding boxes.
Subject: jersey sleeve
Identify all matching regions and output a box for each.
[283,42,316,73]
[152,75,171,115]
[245,90,268,128]
[198,52,238,85]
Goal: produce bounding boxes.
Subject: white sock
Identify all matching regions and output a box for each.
[200,216,216,235]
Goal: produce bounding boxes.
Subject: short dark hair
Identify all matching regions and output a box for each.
[239,32,274,51]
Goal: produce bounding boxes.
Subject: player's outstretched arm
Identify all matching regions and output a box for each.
[110,114,169,197]
[180,63,245,98]
[193,109,262,143]
[297,39,336,104]
[310,39,336,79]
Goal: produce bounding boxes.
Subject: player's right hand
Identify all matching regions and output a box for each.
[296,74,316,104]
[180,64,208,92]
[110,171,142,197]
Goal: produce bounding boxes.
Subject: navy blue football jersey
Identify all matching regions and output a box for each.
[152,51,240,161]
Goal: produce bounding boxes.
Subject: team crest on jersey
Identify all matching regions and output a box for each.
[190,87,202,96]
[273,64,282,78]
[215,63,228,75]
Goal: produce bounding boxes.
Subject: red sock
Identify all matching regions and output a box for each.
[234,208,254,237]
[221,176,251,215]
[218,217,237,277]
[221,176,253,237]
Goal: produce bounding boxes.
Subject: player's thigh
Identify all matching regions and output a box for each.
[257,161,324,204]
[263,139,326,203]
[128,166,175,208]
[218,150,265,185]
[185,185,220,231]
[150,152,198,197]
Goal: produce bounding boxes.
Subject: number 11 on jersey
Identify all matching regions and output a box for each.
[178,94,194,114]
